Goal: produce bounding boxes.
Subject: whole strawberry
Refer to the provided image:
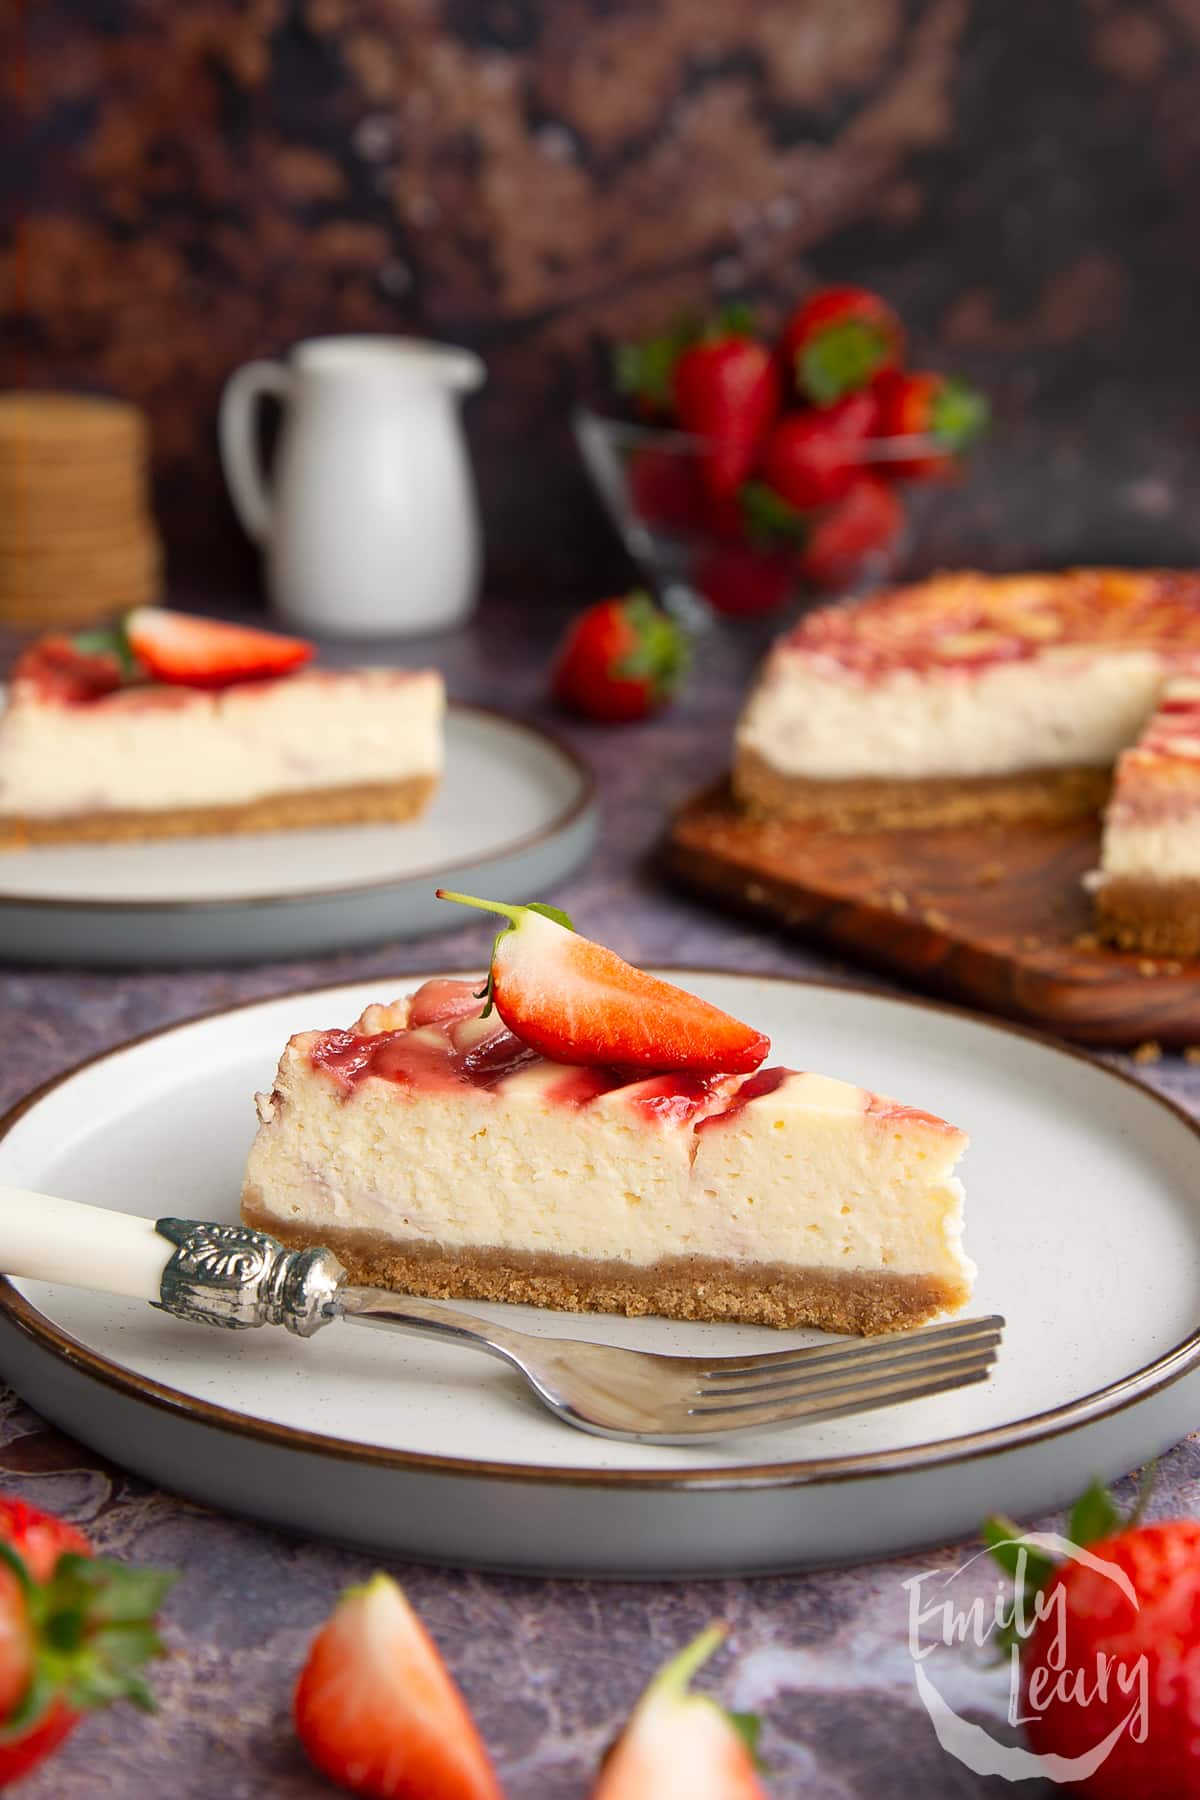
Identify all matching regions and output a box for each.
[0,1495,173,1788]
[673,329,780,500]
[758,388,880,511]
[552,592,687,723]
[986,1480,1200,1799]
[780,284,905,406]
[875,370,989,479]
[797,476,904,591]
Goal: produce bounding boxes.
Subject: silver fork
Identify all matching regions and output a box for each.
[0,1188,1003,1445]
[342,1289,1004,1442]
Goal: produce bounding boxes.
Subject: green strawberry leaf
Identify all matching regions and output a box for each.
[929,378,990,452]
[799,318,890,406]
[1068,1479,1122,1549]
[611,592,689,703]
[72,616,142,683]
[526,903,575,932]
[740,481,811,550]
[726,1708,767,1769]
[614,314,701,412]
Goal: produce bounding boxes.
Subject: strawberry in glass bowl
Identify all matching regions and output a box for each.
[575,286,988,628]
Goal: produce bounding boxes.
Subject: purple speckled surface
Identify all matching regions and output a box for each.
[1,599,1197,1798]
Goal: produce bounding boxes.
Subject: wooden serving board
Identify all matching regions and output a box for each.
[666,779,1200,1048]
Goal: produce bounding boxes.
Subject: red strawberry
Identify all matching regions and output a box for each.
[294,1573,504,1800]
[590,1626,767,1799]
[124,607,313,689]
[797,476,904,591]
[434,894,771,1073]
[0,1496,173,1788]
[780,285,905,407]
[552,592,687,724]
[874,369,989,479]
[626,445,705,533]
[673,336,780,499]
[695,544,796,618]
[986,1480,1200,1798]
[10,635,125,704]
[759,389,880,510]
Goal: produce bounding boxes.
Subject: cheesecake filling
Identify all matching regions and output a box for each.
[0,668,443,817]
[738,647,1168,783]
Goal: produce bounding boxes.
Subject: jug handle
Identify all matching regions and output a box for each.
[219,359,293,545]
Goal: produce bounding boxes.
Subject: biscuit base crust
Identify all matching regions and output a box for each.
[0,774,439,849]
[1095,875,1200,959]
[242,1203,969,1336]
[733,748,1111,832]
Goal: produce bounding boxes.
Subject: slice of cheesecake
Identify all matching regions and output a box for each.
[0,609,443,848]
[1093,678,1200,957]
[242,904,973,1335]
[735,568,1200,831]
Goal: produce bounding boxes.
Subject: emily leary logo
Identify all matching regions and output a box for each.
[903,1532,1149,1783]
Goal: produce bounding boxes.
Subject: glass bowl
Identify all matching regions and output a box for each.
[574,406,919,629]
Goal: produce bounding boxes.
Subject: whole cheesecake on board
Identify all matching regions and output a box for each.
[0,608,443,848]
[734,567,1200,953]
[241,897,974,1336]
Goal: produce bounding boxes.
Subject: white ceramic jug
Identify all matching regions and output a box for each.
[219,335,485,638]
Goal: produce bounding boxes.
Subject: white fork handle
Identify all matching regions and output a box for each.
[0,1186,170,1303]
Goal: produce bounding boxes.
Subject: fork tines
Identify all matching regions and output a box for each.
[686,1314,1004,1431]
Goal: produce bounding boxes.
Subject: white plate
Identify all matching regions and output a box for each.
[0,704,595,965]
[0,972,1197,1575]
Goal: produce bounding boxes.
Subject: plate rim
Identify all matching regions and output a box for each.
[2,969,1199,1493]
[0,703,594,915]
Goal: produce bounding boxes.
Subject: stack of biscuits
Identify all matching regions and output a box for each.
[0,392,163,630]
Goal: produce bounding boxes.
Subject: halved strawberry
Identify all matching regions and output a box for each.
[294,1573,504,1800]
[124,607,313,689]
[590,1626,767,1799]
[434,894,770,1073]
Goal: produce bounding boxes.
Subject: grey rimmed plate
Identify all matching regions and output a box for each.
[0,702,595,966]
[0,972,1197,1576]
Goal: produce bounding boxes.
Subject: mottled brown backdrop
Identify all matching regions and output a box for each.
[4,0,1200,599]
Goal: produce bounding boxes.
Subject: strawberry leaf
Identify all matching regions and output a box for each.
[799,318,891,406]
[614,315,700,412]
[1068,1479,1122,1549]
[726,1708,766,1769]
[610,593,689,702]
[740,481,811,550]
[526,903,575,932]
[929,378,990,452]
[1129,1460,1159,1528]
[72,617,142,684]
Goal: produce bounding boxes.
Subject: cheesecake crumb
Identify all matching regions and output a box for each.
[1138,959,1159,978]
[922,907,949,930]
[744,881,766,904]
[976,862,1007,886]
[1074,931,1100,951]
[1131,1041,1162,1065]
[1020,933,1041,951]
[1185,1047,1200,1065]
[1164,961,1184,976]
[887,888,909,913]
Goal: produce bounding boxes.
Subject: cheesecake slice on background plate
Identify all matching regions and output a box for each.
[0,607,443,849]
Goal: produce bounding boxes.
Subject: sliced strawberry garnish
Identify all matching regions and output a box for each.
[294,1573,503,1800]
[435,894,770,1074]
[10,635,127,704]
[124,607,313,690]
[590,1625,767,1799]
